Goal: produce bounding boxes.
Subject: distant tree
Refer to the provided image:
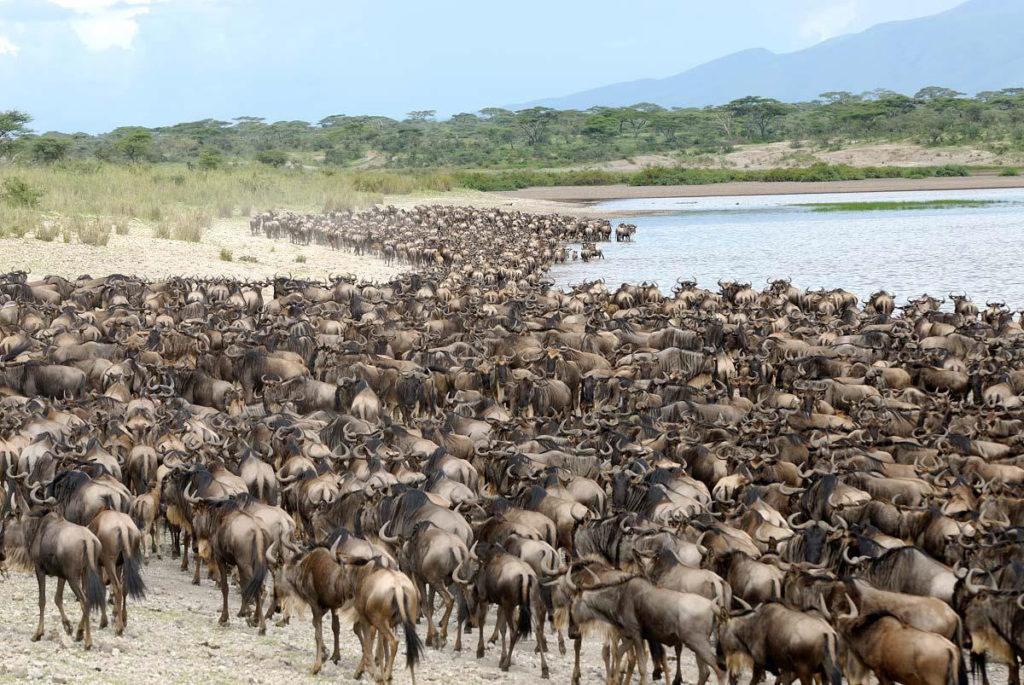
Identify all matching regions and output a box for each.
[0,110,32,157]
[31,136,71,164]
[726,96,791,138]
[707,106,735,138]
[914,86,964,101]
[406,110,436,122]
[515,107,556,146]
[115,129,153,163]
[819,91,861,104]
[195,147,223,170]
[256,149,287,167]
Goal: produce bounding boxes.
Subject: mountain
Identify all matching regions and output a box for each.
[516,0,1024,111]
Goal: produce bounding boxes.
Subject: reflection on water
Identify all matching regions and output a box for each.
[551,188,1024,309]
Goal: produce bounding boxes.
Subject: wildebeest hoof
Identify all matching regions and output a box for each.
[31,633,42,642]
[62,620,73,634]
[476,647,484,659]
[542,666,550,679]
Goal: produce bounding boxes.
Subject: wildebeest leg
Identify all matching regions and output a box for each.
[571,635,584,685]
[192,547,203,586]
[255,582,265,635]
[330,609,341,664]
[438,585,456,648]
[631,636,648,685]
[475,602,488,659]
[32,570,46,642]
[218,565,230,625]
[673,644,684,685]
[419,579,435,647]
[352,622,368,680]
[1008,654,1019,685]
[55,577,73,635]
[67,572,90,649]
[499,606,511,670]
[488,605,501,645]
[179,530,189,569]
[376,615,398,684]
[535,603,550,679]
[310,607,325,675]
[747,666,766,685]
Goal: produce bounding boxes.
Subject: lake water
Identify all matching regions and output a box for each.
[550,187,1024,309]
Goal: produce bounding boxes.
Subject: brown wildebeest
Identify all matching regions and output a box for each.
[2,510,106,649]
[88,510,146,635]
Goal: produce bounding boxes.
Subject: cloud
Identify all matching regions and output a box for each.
[799,0,860,44]
[47,0,167,50]
[0,35,19,56]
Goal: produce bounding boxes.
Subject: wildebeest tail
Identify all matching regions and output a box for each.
[953,649,968,685]
[84,541,106,613]
[120,529,146,600]
[822,633,842,685]
[516,575,533,638]
[242,531,266,604]
[396,588,424,669]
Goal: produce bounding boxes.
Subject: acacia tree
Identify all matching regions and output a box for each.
[0,110,31,158]
[515,107,556,147]
[726,96,791,139]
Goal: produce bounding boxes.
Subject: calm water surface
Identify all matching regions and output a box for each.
[551,188,1024,308]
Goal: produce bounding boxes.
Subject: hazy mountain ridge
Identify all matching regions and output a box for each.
[517,0,1024,111]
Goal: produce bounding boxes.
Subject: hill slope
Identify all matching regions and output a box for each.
[519,0,1024,110]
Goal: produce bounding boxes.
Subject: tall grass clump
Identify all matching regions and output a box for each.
[168,209,211,242]
[35,222,59,242]
[219,247,233,261]
[73,216,112,246]
[0,206,38,238]
[1000,167,1020,177]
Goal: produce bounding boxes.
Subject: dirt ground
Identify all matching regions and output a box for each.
[0,216,404,283]
[0,552,678,685]
[579,142,1021,172]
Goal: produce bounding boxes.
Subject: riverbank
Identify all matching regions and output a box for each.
[498,173,1024,205]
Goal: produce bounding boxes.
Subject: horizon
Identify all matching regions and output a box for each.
[0,0,965,134]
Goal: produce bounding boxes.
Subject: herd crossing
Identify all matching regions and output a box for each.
[0,204,1022,685]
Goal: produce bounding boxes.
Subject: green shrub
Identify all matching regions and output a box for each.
[294,254,306,263]
[219,247,233,261]
[1,177,45,208]
[999,167,1020,177]
[256,150,288,167]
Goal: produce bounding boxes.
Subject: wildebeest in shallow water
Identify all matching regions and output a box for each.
[0,203,1023,684]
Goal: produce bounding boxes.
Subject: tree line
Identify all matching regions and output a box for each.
[3,86,1024,169]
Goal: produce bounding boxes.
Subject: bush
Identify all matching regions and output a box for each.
[256,149,288,167]
[1,177,45,208]
[934,164,970,177]
[294,254,306,263]
[195,148,223,171]
[999,167,1020,177]
[113,218,130,235]
[219,247,233,261]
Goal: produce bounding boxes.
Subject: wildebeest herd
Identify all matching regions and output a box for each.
[0,203,1023,685]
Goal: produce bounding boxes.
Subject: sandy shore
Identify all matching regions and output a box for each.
[498,174,1024,205]
[0,216,404,282]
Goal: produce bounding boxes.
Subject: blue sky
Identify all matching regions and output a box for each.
[0,0,965,133]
